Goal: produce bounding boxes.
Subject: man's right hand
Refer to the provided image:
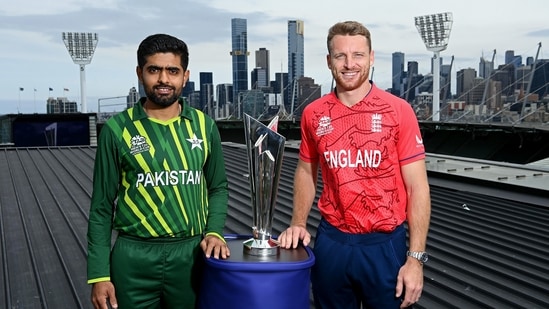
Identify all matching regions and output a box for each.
[278,225,311,249]
[91,281,118,309]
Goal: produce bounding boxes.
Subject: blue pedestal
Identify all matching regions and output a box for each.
[198,234,315,309]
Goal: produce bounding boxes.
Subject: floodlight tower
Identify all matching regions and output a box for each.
[415,12,453,121]
[62,32,98,113]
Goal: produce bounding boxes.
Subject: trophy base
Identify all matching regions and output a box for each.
[242,238,280,256]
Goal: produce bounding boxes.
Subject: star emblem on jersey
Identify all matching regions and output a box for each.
[187,134,203,150]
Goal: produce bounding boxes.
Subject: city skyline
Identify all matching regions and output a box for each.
[2,0,548,114]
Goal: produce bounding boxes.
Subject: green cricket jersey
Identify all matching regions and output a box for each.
[87,97,228,283]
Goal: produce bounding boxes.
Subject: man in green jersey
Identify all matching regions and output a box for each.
[87,33,230,309]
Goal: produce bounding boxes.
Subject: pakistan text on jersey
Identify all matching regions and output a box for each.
[324,149,382,168]
[136,170,202,187]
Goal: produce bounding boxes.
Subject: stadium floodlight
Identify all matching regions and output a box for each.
[62,32,98,113]
[415,12,453,121]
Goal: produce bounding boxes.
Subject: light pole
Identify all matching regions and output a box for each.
[415,12,453,121]
[62,32,98,113]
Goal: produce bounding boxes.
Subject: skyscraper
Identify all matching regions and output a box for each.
[273,72,288,110]
[404,61,423,102]
[408,61,419,77]
[251,68,269,89]
[216,83,233,119]
[392,52,405,96]
[505,50,515,65]
[255,47,270,87]
[126,86,139,109]
[231,18,249,106]
[182,81,195,99]
[441,63,453,100]
[288,20,304,113]
[479,57,493,79]
[199,72,213,115]
[531,59,549,99]
[505,50,522,69]
[456,68,477,100]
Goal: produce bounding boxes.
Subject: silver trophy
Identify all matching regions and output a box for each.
[242,113,286,256]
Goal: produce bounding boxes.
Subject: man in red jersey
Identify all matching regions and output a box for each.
[279,21,431,309]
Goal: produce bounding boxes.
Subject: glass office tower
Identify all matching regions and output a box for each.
[231,18,249,110]
[287,20,304,114]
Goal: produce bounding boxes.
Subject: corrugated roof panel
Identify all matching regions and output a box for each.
[0,145,548,309]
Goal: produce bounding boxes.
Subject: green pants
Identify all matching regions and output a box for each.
[111,234,204,309]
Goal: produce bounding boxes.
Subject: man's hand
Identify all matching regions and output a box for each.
[200,235,230,259]
[91,281,117,309]
[395,258,424,308]
[278,225,311,249]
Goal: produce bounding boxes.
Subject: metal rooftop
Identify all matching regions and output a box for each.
[0,144,548,308]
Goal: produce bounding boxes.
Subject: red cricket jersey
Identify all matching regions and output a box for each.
[299,83,425,233]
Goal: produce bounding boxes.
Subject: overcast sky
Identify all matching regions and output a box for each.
[1,0,548,114]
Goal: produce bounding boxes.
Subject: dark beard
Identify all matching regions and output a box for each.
[145,86,181,107]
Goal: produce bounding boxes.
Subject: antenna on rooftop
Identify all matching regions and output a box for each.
[62,32,98,113]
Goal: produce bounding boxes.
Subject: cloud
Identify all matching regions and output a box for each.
[1,0,549,114]
[527,28,549,38]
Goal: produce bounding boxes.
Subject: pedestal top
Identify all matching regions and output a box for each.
[204,234,314,270]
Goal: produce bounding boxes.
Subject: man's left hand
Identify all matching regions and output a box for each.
[200,235,230,259]
[395,258,424,308]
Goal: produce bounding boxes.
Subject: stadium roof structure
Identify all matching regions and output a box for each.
[0,144,548,308]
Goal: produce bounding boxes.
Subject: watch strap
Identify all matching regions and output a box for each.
[407,250,428,264]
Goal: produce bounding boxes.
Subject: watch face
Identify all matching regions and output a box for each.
[420,252,429,263]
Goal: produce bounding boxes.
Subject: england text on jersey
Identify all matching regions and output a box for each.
[323,149,382,168]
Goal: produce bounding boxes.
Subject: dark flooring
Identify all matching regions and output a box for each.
[0,144,548,308]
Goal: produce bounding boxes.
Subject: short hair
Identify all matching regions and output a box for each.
[327,21,372,53]
[137,34,189,70]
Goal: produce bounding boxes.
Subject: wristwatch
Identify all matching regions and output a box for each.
[407,251,429,264]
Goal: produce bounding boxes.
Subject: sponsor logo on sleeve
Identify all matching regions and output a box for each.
[415,134,424,146]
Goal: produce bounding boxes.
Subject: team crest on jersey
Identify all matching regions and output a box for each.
[186,134,203,150]
[129,134,150,155]
[316,115,334,137]
[371,113,382,133]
